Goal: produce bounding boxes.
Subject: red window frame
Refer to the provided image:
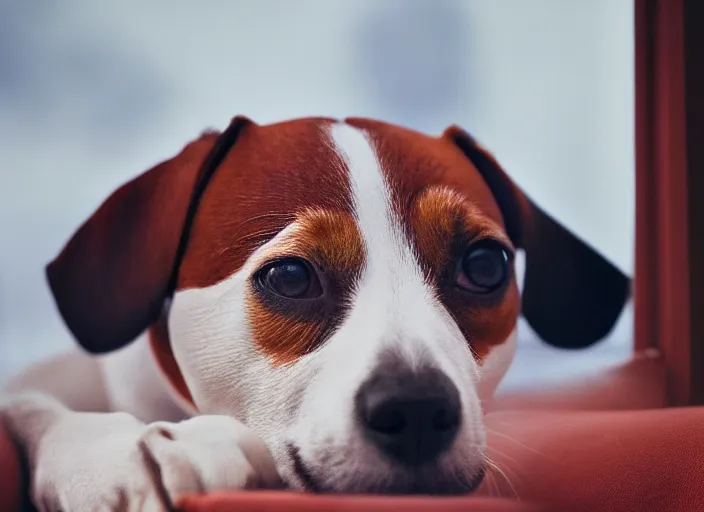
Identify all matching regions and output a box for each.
[635,0,704,405]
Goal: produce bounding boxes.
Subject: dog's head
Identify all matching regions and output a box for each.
[46,116,629,494]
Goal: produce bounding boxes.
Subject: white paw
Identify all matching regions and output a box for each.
[139,416,283,499]
[2,396,281,511]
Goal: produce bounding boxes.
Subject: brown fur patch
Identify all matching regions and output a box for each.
[149,314,195,407]
[246,209,364,365]
[148,118,363,386]
[409,186,518,360]
[411,186,512,277]
[177,118,354,290]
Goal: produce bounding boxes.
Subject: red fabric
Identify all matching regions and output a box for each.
[2,404,703,511]
[488,351,668,412]
[178,494,544,512]
[174,407,704,512]
[0,422,22,512]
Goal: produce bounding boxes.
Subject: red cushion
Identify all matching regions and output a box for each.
[479,407,704,510]
[0,422,22,512]
[178,493,544,512]
[177,407,704,512]
[2,402,702,511]
[489,350,668,412]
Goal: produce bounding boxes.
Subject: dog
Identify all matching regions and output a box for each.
[1,116,630,510]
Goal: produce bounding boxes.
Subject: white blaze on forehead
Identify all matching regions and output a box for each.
[329,123,424,311]
[326,123,466,373]
[328,124,408,269]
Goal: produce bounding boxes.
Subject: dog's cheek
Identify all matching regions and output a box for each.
[476,328,517,402]
[167,278,259,415]
[444,282,521,363]
[284,328,380,457]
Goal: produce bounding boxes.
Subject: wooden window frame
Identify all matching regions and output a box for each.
[635,0,704,405]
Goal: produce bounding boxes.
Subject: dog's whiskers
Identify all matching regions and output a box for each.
[486,427,556,463]
[484,471,500,498]
[485,455,520,501]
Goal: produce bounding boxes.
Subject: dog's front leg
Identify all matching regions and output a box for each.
[1,393,283,511]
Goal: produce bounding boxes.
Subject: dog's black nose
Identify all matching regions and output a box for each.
[355,367,462,465]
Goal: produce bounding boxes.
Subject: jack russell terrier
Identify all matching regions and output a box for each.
[1,116,629,510]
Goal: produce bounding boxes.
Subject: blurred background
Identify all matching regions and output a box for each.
[0,0,634,392]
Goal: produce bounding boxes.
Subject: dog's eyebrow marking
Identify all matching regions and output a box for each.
[410,185,511,281]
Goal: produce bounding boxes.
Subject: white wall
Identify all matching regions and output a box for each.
[0,0,634,388]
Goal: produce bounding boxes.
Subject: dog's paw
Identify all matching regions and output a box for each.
[19,409,281,512]
[139,416,283,499]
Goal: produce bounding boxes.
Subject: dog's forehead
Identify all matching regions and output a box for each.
[178,117,504,290]
[179,117,347,288]
[345,117,503,223]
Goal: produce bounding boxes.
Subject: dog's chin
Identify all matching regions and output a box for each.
[285,443,485,496]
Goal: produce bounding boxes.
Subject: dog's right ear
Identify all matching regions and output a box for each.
[443,125,630,349]
[46,116,252,354]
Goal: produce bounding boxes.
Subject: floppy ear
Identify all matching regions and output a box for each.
[443,126,631,349]
[46,116,251,354]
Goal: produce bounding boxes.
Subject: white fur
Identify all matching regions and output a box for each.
[0,392,280,511]
[98,334,195,422]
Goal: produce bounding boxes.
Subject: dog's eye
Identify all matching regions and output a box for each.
[257,258,322,299]
[456,241,510,294]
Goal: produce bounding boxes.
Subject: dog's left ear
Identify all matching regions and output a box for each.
[46,116,251,354]
[443,126,630,348]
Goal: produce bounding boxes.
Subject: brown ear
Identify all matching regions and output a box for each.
[46,116,251,354]
[444,126,631,348]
